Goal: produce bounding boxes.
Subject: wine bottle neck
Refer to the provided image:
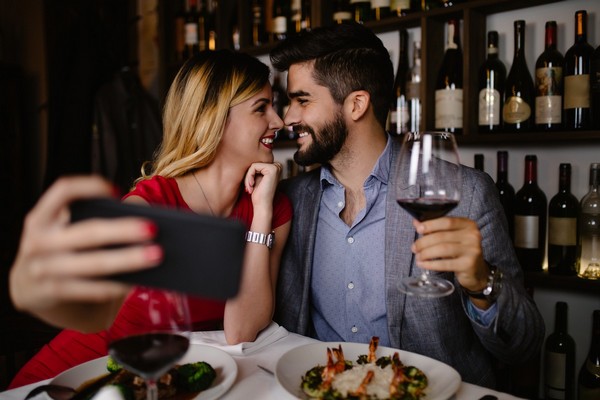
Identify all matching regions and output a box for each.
[544,22,557,50]
[524,156,537,184]
[575,10,588,42]
[554,302,568,334]
[558,164,571,192]
[513,21,526,59]
[497,152,509,181]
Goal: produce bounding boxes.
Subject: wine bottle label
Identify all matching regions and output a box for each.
[514,215,539,248]
[407,82,420,100]
[548,217,577,245]
[390,100,410,134]
[185,23,199,45]
[478,88,501,125]
[333,11,353,21]
[545,351,567,399]
[503,96,532,124]
[273,16,287,34]
[371,0,390,8]
[535,96,562,124]
[564,74,590,109]
[435,89,463,129]
[536,67,563,96]
[392,0,411,9]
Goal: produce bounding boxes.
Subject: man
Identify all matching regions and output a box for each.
[271,22,544,389]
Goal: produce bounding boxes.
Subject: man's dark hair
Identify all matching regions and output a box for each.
[270,22,394,130]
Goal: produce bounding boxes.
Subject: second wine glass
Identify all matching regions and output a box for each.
[395,131,462,297]
[107,287,192,400]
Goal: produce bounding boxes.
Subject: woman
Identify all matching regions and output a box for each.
[8,50,292,387]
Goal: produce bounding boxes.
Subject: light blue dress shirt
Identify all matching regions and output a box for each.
[311,137,392,346]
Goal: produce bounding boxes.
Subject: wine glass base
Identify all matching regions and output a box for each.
[398,276,455,298]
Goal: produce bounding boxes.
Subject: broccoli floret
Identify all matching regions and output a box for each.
[106,356,123,373]
[175,361,217,392]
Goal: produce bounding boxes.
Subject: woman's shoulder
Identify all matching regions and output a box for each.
[123,176,189,208]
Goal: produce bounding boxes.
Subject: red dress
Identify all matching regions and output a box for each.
[9,176,292,388]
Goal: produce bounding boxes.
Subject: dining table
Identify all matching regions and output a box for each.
[0,322,527,400]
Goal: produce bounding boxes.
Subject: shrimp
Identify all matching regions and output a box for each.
[389,352,407,397]
[321,345,346,389]
[368,336,380,363]
[349,370,375,399]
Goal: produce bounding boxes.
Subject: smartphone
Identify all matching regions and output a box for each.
[70,198,245,300]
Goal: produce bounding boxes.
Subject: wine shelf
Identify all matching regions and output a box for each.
[525,271,600,294]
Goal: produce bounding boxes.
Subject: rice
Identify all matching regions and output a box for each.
[331,363,394,399]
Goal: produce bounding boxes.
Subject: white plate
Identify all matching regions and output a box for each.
[51,343,238,400]
[275,341,461,400]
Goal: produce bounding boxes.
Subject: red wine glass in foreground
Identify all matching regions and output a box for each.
[108,287,191,400]
[396,131,461,297]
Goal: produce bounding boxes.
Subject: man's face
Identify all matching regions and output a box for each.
[285,63,348,166]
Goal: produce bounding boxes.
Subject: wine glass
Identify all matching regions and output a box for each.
[395,131,462,297]
[108,287,192,400]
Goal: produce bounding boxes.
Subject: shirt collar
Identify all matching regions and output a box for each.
[319,135,392,189]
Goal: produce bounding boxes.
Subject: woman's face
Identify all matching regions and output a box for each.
[220,83,283,166]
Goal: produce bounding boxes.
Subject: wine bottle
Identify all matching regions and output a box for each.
[205,0,217,50]
[514,154,547,271]
[183,0,200,59]
[272,0,290,41]
[564,10,594,130]
[496,151,515,240]
[474,154,484,172]
[333,0,353,24]
[174,0,186,63]
[389,29,410,136]
[371,0,391,21]
[230,7,240,50]
[350,0,371,24]
[591,45,600,129]
[548,163,579,276]
[435,19,463,134]
[578,309,600,400]
[407,40,422,133]
[251,0,267,46]
[577,163,600,280]
[544,301,576,400]
[479,31,506,133]
[291,0,301,34]
[503,20,534,132]
[391,0,412,16]
[535,21,564,131]
[300,0,311,32]
[197,0,207,51]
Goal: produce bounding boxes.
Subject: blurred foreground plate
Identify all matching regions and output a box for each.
[51,343,238,400]
[275,341,460,400]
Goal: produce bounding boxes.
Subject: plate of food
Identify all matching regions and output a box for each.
[275,337,461,400]
[50,343,238,399]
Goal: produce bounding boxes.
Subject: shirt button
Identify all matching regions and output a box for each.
[347,282,355,289]
[347,237,354,244]
[351,326,358,333]
[337,201,344,208]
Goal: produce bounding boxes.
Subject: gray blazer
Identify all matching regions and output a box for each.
[274,136,545,388]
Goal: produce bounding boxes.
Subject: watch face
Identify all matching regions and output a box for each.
[266,233,274,249]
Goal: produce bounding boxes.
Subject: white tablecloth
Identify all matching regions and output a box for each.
[0,325,525,400]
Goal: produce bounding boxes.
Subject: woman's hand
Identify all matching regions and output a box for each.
[243,162,283,211]
[9,175,163,331]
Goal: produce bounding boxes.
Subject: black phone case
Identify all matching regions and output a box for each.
[70,198,245,300]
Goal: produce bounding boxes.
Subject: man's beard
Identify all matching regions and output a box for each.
[293,112,348,167]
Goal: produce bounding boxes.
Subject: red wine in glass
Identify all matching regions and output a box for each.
[108,287,191,400]
[109,332,190,379]
[395,131,461,297]
[397,198,459,222]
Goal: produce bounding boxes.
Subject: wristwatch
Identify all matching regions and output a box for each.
[460,265,503,303]
[245,230,274,250]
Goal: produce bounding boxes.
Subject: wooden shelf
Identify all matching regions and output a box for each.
[524,271,600,294]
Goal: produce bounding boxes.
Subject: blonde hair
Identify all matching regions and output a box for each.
[141,50,270,180]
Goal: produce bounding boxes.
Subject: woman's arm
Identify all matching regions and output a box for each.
[223,162,290,344]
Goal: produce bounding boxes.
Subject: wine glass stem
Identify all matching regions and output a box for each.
[146,379,158,400]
